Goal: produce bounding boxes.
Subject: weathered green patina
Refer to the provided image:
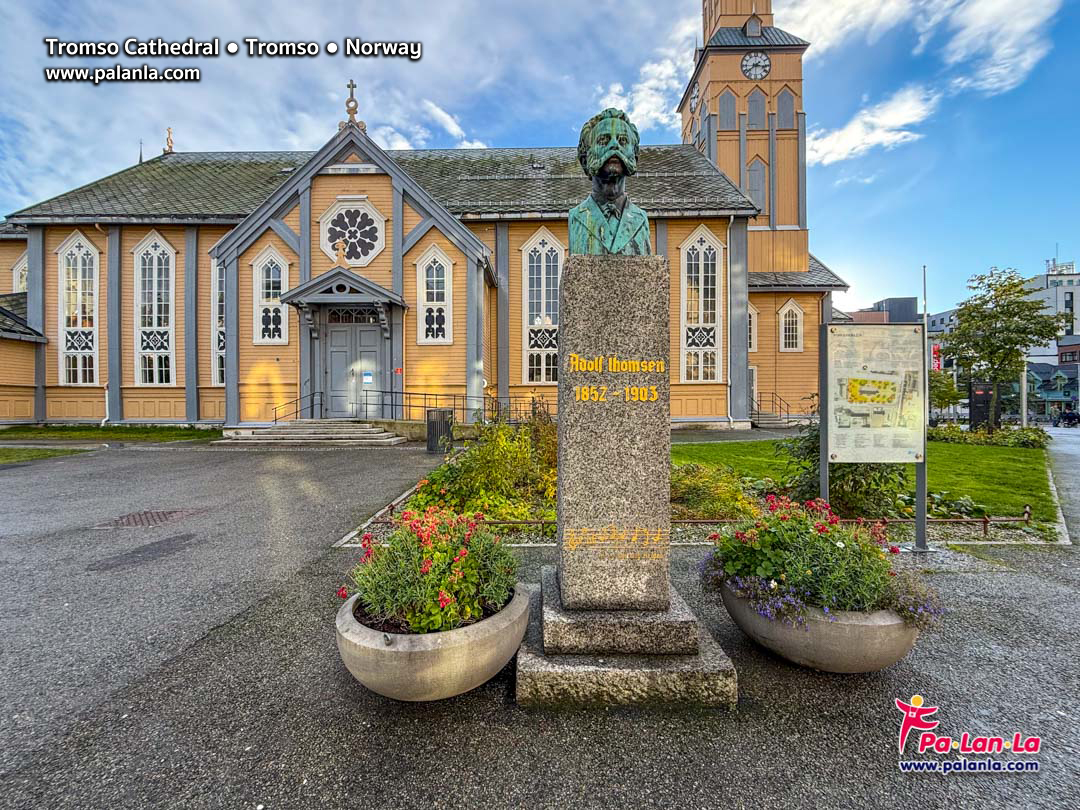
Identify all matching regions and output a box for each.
[569,108,652,256]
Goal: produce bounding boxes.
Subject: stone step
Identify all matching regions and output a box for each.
[211,436,408,447]
[540,566,699,655]
[515,586,738,708]
[235,428,386,436]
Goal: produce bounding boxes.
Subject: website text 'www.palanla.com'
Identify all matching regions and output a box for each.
[899,758,1040,774]
[44,64,200,85]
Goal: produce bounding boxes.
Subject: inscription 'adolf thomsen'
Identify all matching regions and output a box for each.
[568,353,666,373]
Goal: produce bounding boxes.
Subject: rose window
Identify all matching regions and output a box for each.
[327,209,379,261]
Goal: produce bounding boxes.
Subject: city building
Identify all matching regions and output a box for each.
[0,0,846,426]
[1024,258,1078,363]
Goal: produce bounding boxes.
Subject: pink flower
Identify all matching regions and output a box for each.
[336,586,348,599]
[889,545,901,554]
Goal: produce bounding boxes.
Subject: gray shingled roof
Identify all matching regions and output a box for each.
[831,307,853,322]
[707,26,809,48]
[748,254,848,290]
[0,221,27,239]
[0,292,43,341]
[8,146,757,223]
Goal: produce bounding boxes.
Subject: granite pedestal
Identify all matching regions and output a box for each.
[514,254,737,708]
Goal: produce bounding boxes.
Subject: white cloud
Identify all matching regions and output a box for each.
[368,126,413,151]
[774,0,918,59]
[808,85,941,166]
[456,139,488,149]
[420,99,466,140]
[594,14,698,133]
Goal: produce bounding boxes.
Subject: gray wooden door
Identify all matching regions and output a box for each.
[325,324,381,418]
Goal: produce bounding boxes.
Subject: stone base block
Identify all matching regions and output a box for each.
[516,587,738,708]
[541,566,699,655]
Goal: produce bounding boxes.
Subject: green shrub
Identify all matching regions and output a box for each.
[927,424,1050,449]
[346,508,518,633]
[670,463,760,521]
[780,419,908,517]
[701,495,943,630]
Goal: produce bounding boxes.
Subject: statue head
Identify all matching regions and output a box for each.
[577,108,640,180]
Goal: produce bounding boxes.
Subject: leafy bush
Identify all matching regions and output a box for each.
[927,424,1050,449]
[702,495,943,630]
[780,419,908,517]
[670,463,761,521]
[896,491,987,518]
[345,508,518,633]
[407,414,555,533]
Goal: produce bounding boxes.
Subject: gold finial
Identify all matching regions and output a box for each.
[334,239,347,267]
[164,127,174,154]
[340,79,367,133]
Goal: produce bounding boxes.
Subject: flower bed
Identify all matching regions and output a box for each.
[927,424,1050,449]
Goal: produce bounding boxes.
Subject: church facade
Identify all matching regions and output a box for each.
[0,0,845,427]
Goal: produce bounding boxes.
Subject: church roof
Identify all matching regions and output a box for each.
[0,292,45,342]
[706,27,809,48]
[0,221,27,239]
[749,255,848,291]
[6,145,757,224]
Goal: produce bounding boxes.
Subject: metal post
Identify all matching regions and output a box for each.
[819,322,829,502]
[915,461,928,551]
[1021,364,1028,427]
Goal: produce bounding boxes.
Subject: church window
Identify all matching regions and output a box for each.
[12,251,27,292]
[56,231,98,385]
[252,244,289,345]
[211,259,226,385]
[779,299,804,352]
[133,231,175,385]
[778,89,795,129]
[748,89,766,130]
[318,197,386,267]
[747,159,769,213]
[415,244,453,345]
[681,226,724,382]
[522,227,563,384]
[718,91,737,131]
[748,303,758,353]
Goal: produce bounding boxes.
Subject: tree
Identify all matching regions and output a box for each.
[928,370,962,412]
[943,268,1070,431]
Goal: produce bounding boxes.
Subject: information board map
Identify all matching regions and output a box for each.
[825,325,926,464]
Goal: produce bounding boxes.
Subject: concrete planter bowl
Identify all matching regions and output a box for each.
[336,587,530,701]
[720,583,919,674]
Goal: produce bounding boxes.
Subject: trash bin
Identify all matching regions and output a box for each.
[426,408,454,453]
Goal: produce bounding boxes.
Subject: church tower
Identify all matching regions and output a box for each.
[678,0,809,274]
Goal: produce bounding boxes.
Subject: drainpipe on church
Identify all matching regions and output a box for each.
[101,382,110,426]
[723,214,734,427]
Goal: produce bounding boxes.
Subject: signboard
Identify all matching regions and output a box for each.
[362,370,374,386]
[931,344,942,371]
[825,324,926,464]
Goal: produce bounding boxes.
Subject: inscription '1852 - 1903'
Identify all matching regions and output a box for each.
[568,352,665,404]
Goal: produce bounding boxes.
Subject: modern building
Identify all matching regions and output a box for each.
[0,0,847,427]
[1059,334,1080,364]
[1024,259,1078,363]
[849,296,919,324]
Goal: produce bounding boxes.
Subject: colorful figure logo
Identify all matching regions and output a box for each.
[895,694,940,754]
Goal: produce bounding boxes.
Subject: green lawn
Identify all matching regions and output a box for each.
[0,425,222,442]
[672,440,1055,521]
[0,447,87,464]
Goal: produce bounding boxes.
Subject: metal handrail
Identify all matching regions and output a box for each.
[273,391,323,423]
[354,388,556,423]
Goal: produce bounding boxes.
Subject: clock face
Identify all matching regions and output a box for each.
[689,82,699,112]
[741,51,771,80]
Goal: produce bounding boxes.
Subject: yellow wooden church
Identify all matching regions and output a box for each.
[0,0,845,428]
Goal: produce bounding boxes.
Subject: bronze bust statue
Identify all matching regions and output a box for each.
[568,108,651,256]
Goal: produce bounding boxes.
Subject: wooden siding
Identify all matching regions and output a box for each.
[748,290,824,408]
[749,229,808,273]
[0,240,27,295]
[237,229,300,421]
[309,173,394,289]
[0,340,35,420]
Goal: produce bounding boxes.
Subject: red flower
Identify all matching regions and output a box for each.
[453,547,469,563]
[336,586,348,599]
[360,547,373,564]
[889,545,901,554]
[888,570,897,577]
[779,514,790,521]
[438,590,455,609]
[708,532,720,541]
[420,558,432,574]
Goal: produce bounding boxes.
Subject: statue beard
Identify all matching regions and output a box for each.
[593,155,627,203]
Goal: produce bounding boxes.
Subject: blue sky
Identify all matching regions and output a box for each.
[0,0,1073,313]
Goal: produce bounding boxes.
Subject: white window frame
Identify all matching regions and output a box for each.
[251,244,290,346]
[748,302,758,353]
[414,243,454,345]
[679,224,725,383]
[779,298,804,352]
[12,251,28,293]
[211,258,226,386]
[520,226,564,386]
[132,230,177,386]
[55,230,100,386]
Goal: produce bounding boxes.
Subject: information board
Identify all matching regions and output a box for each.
[825,324,926,464]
